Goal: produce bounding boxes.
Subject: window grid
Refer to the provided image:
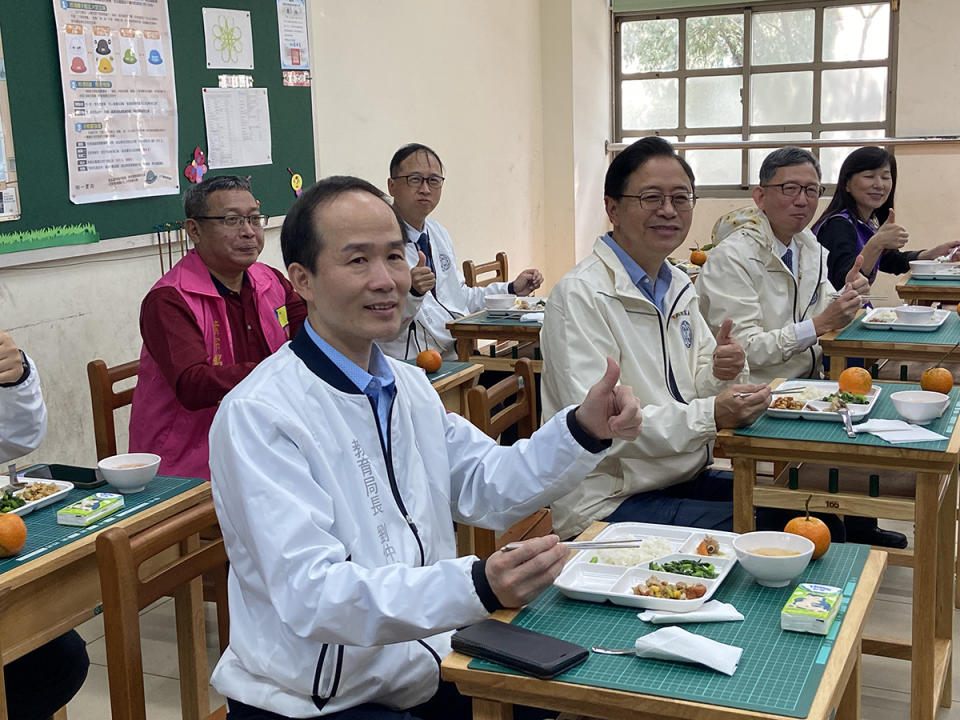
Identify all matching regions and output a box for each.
[613,0,897,191]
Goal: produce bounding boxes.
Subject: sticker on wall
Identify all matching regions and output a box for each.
[287,167,302,197]
[184,146,208,184]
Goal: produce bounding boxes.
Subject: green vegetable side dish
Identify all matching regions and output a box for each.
[821,391,868,404]
[648,559,718,578]
[0,491,25,513]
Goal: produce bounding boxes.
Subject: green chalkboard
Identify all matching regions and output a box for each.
[0,0,314,241]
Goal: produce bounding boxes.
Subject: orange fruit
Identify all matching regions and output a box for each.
[921,366,954,394]
[690,249,708,266]
[416,349,442,373]
[0,513,27,557]
[837,366,872,395]
[784,495,830,560]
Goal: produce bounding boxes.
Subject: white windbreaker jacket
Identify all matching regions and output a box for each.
[698,206,833,384]
[208,331,607,716]
[378,217,509,360]
[541,237,745,540]
[0,354,46,462]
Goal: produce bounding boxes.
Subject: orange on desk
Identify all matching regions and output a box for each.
[921,366,954,394]
[784,496,830,560]
[416,349,443,373]
[0,513,27,557]
[837,366,872,395]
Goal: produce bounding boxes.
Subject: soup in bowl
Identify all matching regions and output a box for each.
[733,531,814,587]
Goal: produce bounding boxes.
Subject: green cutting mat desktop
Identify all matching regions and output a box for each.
[0,474,206,576]
[470,543,870,717]
[0,0,314,241]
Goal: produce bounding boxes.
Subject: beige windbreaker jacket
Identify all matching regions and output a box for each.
[698,206,834,385]
[542,237,746,539]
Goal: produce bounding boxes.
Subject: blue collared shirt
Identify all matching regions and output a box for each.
[303,320,397,447]
[603,233,673,314]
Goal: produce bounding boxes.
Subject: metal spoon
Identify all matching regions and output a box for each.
[591,646,637,655]
[835,402,856,439]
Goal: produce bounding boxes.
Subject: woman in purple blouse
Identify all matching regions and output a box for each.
[813,146,960,291]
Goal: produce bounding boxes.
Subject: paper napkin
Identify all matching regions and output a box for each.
[637,600,743,625]
[852,419,947,444]
[633,626,742,675]
[519,312,544,323]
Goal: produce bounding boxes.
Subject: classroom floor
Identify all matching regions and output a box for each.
[66,518,960,719]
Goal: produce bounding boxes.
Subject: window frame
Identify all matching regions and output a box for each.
[612,0,899,192]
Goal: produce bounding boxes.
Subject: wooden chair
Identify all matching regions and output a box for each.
[463,252,509,287]
[86,357,229,649]
[87,358,140,460]
[96,498,228,720]
[462,358,552,558]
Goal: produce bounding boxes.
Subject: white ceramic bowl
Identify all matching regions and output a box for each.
[732,531,814,587]
[484,294,517,311]
[890,390,950,425]
[893,304,937,325]
[97,453,161,493]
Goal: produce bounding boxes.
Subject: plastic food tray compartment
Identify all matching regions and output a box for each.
[553,522,738,612]
[861,307,950,332]
[5,479,74,516]
[764,380,881,423]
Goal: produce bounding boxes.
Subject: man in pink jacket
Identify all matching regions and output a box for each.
[129,175,306,479]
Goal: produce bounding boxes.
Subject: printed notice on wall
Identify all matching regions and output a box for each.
[203,8,254,70]
[0,27,21,221]
[53,0,179,204]
[277,0,309,70]
[202,88,272,169]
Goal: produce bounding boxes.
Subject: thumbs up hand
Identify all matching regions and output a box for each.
[869,208,908,252]
[712,318,745,381]
[574,357,642,441]
[844,254,870,296]
[410,250,436,296]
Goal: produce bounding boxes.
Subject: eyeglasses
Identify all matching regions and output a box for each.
[619,192,696,212]
[392,174,445,189]
[761,182,825,199]
[192,214,270,228]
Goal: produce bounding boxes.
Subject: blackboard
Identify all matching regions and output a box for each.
[0,0,314,241]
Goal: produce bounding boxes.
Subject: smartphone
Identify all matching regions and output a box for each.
[451,619,588,679]
[22,463,106,489]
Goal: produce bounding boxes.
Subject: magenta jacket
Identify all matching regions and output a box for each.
[129,250,289,479]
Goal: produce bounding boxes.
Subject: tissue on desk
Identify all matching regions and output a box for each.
[633,626,742,675]
[637,600,743,624]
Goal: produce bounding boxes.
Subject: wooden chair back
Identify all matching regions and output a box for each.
[96,498,228,720]
[463,252,509,287]
[464,358,551,557]
[87,358,139,460]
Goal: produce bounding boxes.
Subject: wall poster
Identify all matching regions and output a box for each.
[53,0,179,204]
[0,26,21,221]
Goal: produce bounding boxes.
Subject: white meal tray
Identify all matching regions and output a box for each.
[486,300,547,318]
[764,380,881,422]
[861,307,950,332]
[6,479,74,516]
[553,522,738,612]
[910,266,960,280]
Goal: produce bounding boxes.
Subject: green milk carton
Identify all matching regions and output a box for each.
[780,583,842,635]
[56,492,124,527]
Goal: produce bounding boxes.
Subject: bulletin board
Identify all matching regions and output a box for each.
[0,0,314,242]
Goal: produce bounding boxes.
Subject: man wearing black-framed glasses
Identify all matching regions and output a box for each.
[129,174,307,480]
[698,147,905,548]
[380,142,544,360]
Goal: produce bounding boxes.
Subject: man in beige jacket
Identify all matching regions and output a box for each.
[542,137,770,540]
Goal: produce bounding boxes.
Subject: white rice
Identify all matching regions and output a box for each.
[588,536,673,566]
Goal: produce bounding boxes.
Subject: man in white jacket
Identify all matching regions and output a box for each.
[378,143,544,360]
[697,146,904,549]
[698,146,868,384]
[208,175,642,719]
[0,330,90,720]
[542,137,770,541]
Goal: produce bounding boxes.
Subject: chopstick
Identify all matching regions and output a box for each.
[734,385,807,399]
[499,539,645,553]
[829,294,888,300]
